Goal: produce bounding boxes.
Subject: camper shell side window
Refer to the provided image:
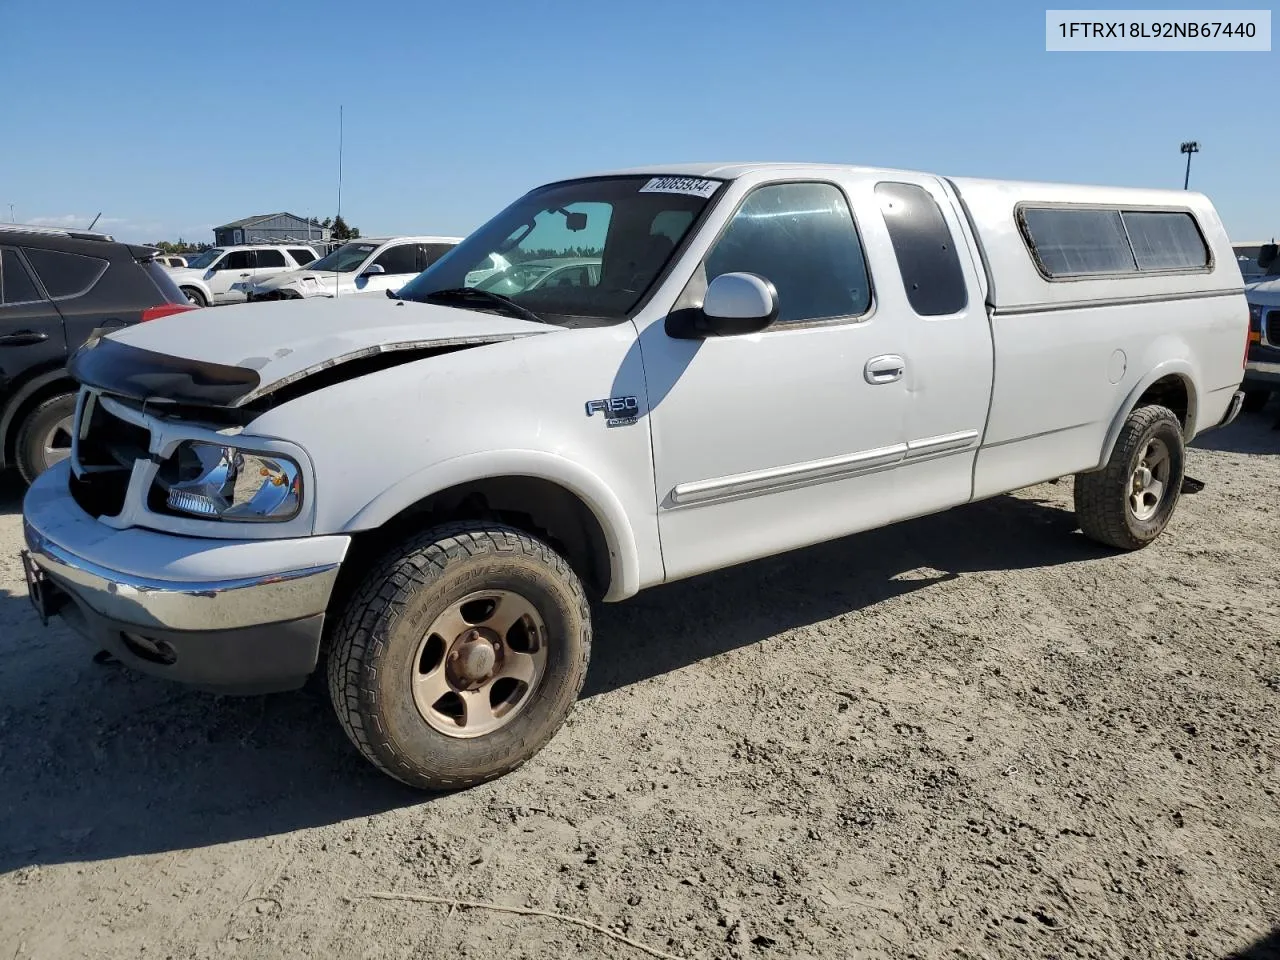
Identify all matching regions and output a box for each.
[1016,204,1212,281]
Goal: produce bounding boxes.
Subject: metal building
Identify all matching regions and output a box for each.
[213,213,330,247]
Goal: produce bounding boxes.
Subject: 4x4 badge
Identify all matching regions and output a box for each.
[585,396,639,428]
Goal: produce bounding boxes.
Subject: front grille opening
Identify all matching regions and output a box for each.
[69,396,151,519]
[69,469,131,519]
[1266,311,1280,348]
[77,400,150,469]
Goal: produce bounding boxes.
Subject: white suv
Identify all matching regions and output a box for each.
[244,236,461,301]
[169,245,320,306]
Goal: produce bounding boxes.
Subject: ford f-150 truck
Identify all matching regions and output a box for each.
[20,163,1248,790]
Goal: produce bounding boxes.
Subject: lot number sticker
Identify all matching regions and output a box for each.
[639,176,721,198]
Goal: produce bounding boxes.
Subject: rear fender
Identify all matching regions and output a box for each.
[1095,360,1198,470]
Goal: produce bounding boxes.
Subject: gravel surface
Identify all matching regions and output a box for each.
[1,409,1277,960]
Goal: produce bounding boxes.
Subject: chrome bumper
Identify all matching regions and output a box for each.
[23,519,341,632]
[1244,359,1280,387]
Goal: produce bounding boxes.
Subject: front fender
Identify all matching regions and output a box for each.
[1096,358,1199,470]
[343,449,642,601]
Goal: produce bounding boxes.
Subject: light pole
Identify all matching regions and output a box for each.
[7,203,13,223]
[1180,141,1200,190]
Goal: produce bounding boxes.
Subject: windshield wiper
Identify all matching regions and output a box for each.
[418,287,547,325]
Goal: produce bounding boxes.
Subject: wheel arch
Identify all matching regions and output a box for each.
[338,452,642,604]
[1096,361,1199,470]
[177,281,210,304]
[0,369,79,471]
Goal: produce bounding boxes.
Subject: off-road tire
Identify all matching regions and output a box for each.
[327,522,591,790]
[1074,404,1185,550]
[15,393,77,483]
[1241,389,1270,414]
[181,287,207,307]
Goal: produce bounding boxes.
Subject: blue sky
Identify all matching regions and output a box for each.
[1,0,1274,243]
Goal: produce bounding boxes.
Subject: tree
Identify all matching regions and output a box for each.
[329,214,361,241]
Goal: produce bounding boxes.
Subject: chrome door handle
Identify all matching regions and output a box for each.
[864,354,905,384]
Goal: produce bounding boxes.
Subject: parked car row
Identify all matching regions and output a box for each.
[167,243,321,306]
[240,236,461,301]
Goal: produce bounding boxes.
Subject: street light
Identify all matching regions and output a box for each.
[1180,141,1200,190]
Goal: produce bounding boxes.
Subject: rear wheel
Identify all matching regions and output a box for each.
[327,522,591,790]
[181,286,207,307]
[15,393,77,483]
[1241,389,1270,414]
[1074,404,1185,550]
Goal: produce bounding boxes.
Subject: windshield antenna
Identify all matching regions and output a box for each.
[334,104,344,297]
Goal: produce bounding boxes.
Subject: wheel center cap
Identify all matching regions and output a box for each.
[1134,466,1152,491]
[448,629,501,687]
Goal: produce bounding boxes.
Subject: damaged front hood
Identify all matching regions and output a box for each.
[69,296,560,408]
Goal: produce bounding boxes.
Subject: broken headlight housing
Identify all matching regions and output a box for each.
[152,441,303,522]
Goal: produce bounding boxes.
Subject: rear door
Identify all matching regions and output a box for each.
[0,246,67,417]
[252,247,293,285]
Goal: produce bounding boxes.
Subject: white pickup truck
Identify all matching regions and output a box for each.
[21,163,1247,790]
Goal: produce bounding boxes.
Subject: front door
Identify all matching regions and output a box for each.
[643,179,912,581]
[643,175,994,583]
[210,249,255,303]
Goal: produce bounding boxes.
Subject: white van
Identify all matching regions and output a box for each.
[22,162,1247,790]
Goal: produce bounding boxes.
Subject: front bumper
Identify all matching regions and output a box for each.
[21,462,350,693]
[1244,359,1280,389]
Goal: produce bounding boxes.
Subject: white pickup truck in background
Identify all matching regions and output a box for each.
[21,162,1247,790]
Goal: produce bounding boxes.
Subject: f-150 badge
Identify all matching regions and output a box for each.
[585,396,639,428]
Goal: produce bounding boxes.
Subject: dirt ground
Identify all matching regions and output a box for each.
[1,407,1277,960]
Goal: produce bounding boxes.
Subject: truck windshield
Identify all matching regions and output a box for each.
[397,175,724,320]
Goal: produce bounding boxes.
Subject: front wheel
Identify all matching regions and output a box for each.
[15,393,77,483]
[181,286,207,307]
[327,523,592,790]
[1074,404,1185,550]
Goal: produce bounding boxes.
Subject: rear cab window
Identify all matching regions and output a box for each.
[288,247,317,265]
[875,182,967,316]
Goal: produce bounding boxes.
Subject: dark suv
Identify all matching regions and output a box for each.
[0,224,196,482]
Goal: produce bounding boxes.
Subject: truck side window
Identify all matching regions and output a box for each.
[705,182,871,324]
[875,182,967,316]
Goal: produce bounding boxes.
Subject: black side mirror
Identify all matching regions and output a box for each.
[1258,243,1278,270]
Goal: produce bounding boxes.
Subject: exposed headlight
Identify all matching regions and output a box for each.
[154,441,302,522]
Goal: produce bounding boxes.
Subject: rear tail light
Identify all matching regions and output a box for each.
[141,303,199,322]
